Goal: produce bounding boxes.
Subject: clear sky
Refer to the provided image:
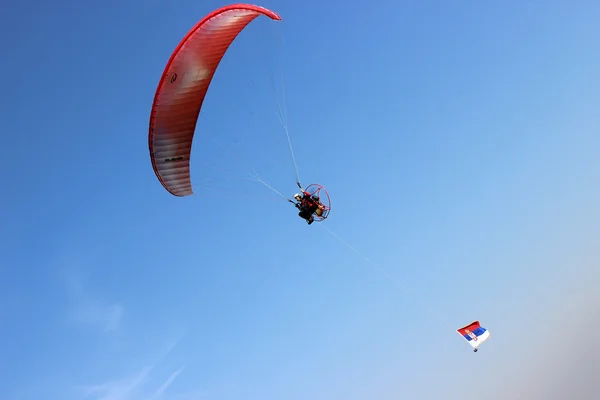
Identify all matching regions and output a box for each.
[2,1,600,399]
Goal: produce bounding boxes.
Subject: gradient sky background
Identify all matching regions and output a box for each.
[2,1,600,399]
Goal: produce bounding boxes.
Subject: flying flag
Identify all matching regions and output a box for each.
[457,320,491,352]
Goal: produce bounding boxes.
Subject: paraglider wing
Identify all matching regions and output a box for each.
[149,4,282,196]
[457,320,490,352]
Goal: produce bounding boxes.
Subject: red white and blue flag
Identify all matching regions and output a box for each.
[457,320,491,350]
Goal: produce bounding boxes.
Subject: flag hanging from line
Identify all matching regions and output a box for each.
[457,320,491,352]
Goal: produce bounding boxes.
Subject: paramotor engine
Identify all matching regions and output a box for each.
[303,184,331,222]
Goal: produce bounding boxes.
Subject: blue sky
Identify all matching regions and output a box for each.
[2,1,600,399]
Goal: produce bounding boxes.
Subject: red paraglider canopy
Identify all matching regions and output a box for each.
[148,4,282,197]
[303,184,331,221]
